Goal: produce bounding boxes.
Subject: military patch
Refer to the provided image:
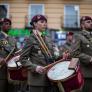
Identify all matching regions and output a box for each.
[82,17,86,21]
[37,15,41,20]
[0,39,8,46]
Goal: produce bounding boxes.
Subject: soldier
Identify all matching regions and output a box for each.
[60,32,83,92]
[76,16,92,92]
[62,16,92,92]
[20,14,60,92]
[0,18,17,92]
[61,32,80,60]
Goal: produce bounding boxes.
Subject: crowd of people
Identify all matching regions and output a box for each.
[0,15,92,92]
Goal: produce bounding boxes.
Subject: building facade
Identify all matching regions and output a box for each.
[0,0,92,29]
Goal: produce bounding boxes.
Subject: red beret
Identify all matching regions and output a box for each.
[3,18,11,25]
[80,16,92,23]
[30,15,47,25]
[67,32,74,36]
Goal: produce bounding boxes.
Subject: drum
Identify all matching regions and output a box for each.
[7,55,27,81]
[47,61,84,92]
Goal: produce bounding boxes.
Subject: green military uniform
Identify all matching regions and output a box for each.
[0,31,16,92]
[60,34,82,92]
[75,30,92,92]
[20,29,59,92]
[61,35,81,58]
[61,30,92,92]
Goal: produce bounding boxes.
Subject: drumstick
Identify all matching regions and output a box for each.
[33,30,50,58]
[0,46,15,68]
[44,58,64,69]
[36,30,52,58]
[5,46,15,62]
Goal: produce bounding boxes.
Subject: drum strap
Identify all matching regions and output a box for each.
[33,30,54,64]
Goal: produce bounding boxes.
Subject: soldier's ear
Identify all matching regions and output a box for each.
[81,23,85,30]
[33,22,37,27]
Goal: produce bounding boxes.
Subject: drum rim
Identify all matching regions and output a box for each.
[7,55,21,70]
[47,61,75,82]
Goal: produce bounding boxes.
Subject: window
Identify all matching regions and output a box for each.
[54,31,66,46]
[28,4,45,26]
[0,4,9,18]
[64,5,80,28]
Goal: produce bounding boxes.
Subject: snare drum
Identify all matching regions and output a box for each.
[47,61,84,92]
[7,55,27,81]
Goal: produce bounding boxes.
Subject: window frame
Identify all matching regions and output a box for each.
[0,3,9,18]
[64,5,80,28]
[28,4,45,25]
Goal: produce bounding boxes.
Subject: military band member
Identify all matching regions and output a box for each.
[20,14,60,92]
[75,16,92,92]
[60,32,82,92]
[62,16,92,92]
[0,18,17,92]
[60,32,81,60]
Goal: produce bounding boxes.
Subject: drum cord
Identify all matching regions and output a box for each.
[33,30,52,58]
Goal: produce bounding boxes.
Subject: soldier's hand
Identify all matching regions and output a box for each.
[36,66,46,74]
[62,50,70,60]
[0,57,5,66]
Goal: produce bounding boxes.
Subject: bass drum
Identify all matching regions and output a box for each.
[47,61,84,92]
[7,55,27,81]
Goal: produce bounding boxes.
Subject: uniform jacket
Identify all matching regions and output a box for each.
[75,30,92,78]
[20,29,60,86]
[0,31,16,79]
[63,31,92,78]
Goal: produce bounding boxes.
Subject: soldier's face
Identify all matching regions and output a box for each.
[67,35,73,42]
[83,20,92,30]
[35,20,47,32]
[2,22,11,32]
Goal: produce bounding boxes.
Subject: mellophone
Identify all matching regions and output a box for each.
[45,58,84,92]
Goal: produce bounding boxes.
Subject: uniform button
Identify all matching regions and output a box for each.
[87,44,90,47]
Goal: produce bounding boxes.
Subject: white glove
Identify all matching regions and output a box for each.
[36,66,45,74]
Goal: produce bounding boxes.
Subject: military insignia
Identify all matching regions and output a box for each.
[37,15,41,20]
[0,39,8,45]
[3,40,8,45]
[82,17,85,21]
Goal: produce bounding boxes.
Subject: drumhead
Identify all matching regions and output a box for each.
[47,61,75,81]
[7,55,21,68]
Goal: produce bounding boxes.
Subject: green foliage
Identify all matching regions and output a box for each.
[8,28,31,37]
